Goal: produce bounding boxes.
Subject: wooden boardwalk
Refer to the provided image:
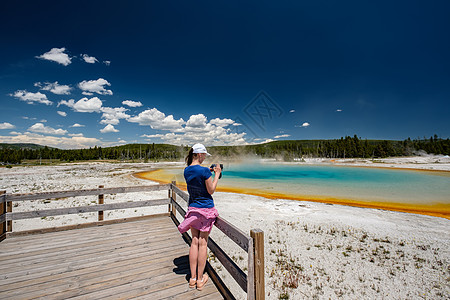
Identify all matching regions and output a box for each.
[0,215,224,299]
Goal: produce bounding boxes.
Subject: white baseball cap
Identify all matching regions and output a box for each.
[192,143,211,156]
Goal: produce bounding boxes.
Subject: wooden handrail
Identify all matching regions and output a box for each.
[169,183,264,300]
[5,184,170,202]
[7,198,170,221]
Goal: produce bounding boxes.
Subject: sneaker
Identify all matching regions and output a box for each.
[196,274,209,291]
[189,278,196,289]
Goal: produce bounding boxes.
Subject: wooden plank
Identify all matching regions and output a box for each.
[172,184,189,202]
[0,244,188,298]
[5,248,189,299]
[7,198,170,221]
[0,221,176,255]
[1,223,175,258]
[1,228,180,268]
[45,260,189,299]
[0,242,187,291]
[1,236,181,280]
[172,197,187,216]
[98,185,104,221]
[0,215,228,300]
[6,215,170,242]
[215,216,251,253]
[7,216,171,243]
[6,198,12,232]
[130,279,223,300]
[56,271,190,300]
[6,184,170,202]
[0,226,177,258]
[2,218,170,249]
[7,213,170,237]
[208,237,248,293]
[1,237,186,285]
[250,229,265,300]
[3,258,187,299]
[0,191,5,204]
[0,191,5,240]
[171,181,177,217]
[247,238,255,300]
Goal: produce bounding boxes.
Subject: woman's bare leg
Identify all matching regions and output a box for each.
[197,231,210,279]
[189,227,200,280]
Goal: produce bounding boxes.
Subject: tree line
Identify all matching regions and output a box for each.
[1,135,449,164]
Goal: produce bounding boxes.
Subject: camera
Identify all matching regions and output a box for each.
[210,164,223,179]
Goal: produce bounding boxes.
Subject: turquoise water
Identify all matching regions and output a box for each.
[221,164,450,204]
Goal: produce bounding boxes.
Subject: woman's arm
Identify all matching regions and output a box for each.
[205,165,222,195]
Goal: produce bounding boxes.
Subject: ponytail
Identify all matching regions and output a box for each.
[185,148,194,166]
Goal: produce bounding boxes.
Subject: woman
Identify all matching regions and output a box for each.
[177,143,221,291]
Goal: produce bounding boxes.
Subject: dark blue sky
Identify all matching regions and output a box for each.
[1,1,449,148]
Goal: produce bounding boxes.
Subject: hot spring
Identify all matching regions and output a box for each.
[135,163,450,219]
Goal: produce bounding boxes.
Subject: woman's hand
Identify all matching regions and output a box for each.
[206,163,221,195]
[213,164,222,176]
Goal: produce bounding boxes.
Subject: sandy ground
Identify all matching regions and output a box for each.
[1,157,449,299]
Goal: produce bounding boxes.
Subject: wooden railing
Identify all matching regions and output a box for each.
[0,183,265,300]
[169,182,265,300]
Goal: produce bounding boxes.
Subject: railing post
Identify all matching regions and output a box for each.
[251,229,265,300]
[1,191,6,242]
[168,184,172,213]
[171,181,176,217]
[7,195,12,232]
[98,185,104,221]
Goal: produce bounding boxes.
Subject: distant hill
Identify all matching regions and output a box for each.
[0,143,52,150]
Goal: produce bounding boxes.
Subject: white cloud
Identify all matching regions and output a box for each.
[210,118,235,127]
[81,54,98,64]
[122,100,143,107]
[70,123,85,127]
[186,114,208,128]
[58,97,103,113]
[274,134,290,139]
[0,132,100,149]
[100,107,130,125]
[11,90,52,105]
[78,78,113,95]
[289,110,295,113]
[130,109,249,145]
[57,111,67,117]
[128,108,185,131]
[36,47,72,66]
[68,133,84,137]
[261,139,274,144]
[297,122,310,128]
[141,134,164,138]
[28,123,67,135]
[0,122,15,130]
[336,109,343,112]
[103,60,111,66]
[35,81,72,95]
[100,124,119,133]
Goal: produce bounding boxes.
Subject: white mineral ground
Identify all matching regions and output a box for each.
[1,155,449,299]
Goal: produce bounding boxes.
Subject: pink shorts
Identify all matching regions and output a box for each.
[177,206,219,233]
